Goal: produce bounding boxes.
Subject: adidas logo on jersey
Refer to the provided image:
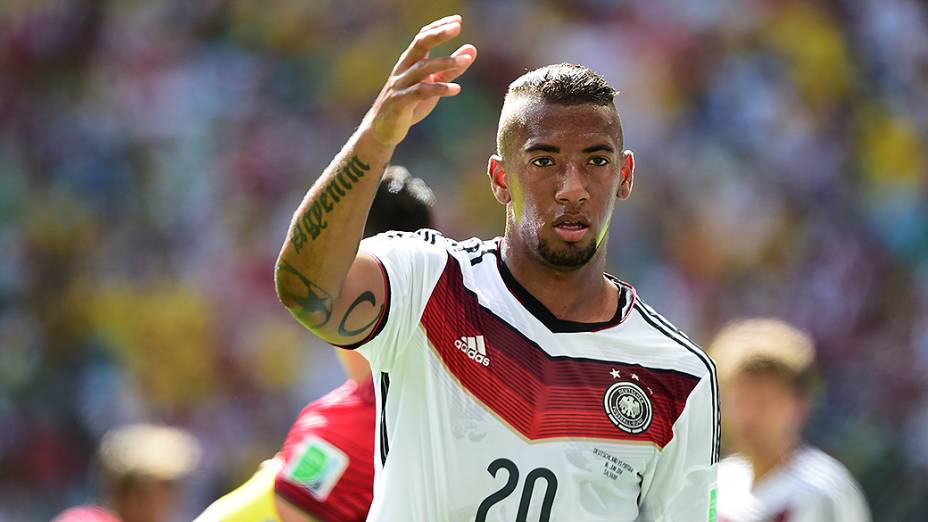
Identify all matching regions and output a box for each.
[454,336,490,367]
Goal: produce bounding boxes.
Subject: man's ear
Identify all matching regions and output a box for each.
[488,154,511,204]
[617,150,635,200]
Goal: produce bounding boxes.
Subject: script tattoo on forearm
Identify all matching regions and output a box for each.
[338,291,385,338]
[275,260,333,329]
[290,155,371,253]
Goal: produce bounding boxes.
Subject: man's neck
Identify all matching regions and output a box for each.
[501,237,617,323]
[748,441,799,487]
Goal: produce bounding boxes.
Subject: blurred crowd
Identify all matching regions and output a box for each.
[1,0,926,519]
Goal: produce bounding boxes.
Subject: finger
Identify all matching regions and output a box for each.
[393,22,462,74]
[394,54,473,89]
[393,16,463,75]
[450,43,477,60]
[420,14,461,33]
[394,22,461,73]
[393,82,461,101]
[431,44,477,83]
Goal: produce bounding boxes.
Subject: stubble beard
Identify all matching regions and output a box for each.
[536,236,599,269]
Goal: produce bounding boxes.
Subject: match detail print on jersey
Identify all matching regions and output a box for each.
[421,255,700,446]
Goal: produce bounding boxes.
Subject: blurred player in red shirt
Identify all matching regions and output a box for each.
[196,166,435,522]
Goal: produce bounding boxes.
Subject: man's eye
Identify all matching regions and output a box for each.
[588,157,610,166]
[531,157,554,168]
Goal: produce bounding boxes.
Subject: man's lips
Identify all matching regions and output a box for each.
[553,217,591,243]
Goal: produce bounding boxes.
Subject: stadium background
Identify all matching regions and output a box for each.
[1,0,926,519]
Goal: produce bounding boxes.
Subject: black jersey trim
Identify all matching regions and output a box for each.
[442,255,702,380]
[633,301,720,464]
[379,371,390,466]
[333,254,392,350]
[493,248,634,333]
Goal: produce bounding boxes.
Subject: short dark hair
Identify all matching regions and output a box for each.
[497,63,621,157]
[364,165,435,237]
[507,63,617,105]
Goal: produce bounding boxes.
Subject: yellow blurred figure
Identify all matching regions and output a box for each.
[194,458,283,522]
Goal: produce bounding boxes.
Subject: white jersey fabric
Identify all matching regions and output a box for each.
[353,230,719,522]
[717,446,870,522]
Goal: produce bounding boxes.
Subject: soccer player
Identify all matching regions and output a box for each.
[195,166,436,522]
[274,15,719,522]
[53,423,201,522]
[709,318,871,522]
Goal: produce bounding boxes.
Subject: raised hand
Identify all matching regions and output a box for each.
[364,15,477,148]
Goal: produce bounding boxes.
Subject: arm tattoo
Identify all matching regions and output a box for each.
[275,260,333,329]
[338,291,385,337]
[290,155,371,253]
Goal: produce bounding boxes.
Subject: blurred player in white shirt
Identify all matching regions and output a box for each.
[709,319,870,522]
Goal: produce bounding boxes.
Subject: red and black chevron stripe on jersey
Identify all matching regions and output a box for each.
[420,254,700,447]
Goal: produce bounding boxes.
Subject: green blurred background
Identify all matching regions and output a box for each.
[1,0,926,519]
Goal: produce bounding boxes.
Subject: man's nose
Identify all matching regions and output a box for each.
[555,162,590,207]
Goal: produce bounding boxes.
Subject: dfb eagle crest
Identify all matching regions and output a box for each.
[603,381,653,434]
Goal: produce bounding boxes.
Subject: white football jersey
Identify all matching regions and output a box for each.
[717,446,870,522]
[353,230,719,522]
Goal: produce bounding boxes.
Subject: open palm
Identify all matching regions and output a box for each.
[366,16,477,148]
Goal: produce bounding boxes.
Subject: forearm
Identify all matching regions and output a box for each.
[275,127,395,328]
[274,15,474,341]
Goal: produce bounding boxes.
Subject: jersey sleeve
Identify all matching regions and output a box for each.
[274,433,372,522]
[791,480,872,522]
[352,230,449,372]
[639,374,720,522]
[273,381,377,522]
[830,482,871,522]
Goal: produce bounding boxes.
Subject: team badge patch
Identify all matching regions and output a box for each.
[283,435,350,501]
[603,381,653,434]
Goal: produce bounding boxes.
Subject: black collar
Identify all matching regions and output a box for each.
[494,250,632,333]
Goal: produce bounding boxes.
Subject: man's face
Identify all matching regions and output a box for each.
[723,372,806,457]
[117,477,179,522]
[490,101,633,269]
